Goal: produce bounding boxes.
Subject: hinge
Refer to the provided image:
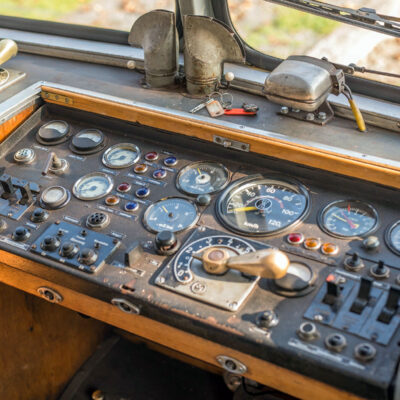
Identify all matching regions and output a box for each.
[213,135,250,152]
[42,91,74,105]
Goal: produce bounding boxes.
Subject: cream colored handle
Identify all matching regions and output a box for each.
[0,39,18,66]
[193,247,290,279]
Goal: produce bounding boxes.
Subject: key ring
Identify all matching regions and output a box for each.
[220,92,233,108]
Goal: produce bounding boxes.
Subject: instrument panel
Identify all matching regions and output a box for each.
[1,104,400,399]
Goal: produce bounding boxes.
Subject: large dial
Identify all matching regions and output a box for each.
[216,175,309,235]
[176,161,230,195]
[102,143,140,168]
[319,200,378,238]
[386,221,400,256]
[143,197,199,233]
[72,172,114,200]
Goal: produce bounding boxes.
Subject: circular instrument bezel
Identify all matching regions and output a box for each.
[36,120,70,145]
[40,185,71,210]
[102,142,140,169]
[385,220,400,256]
[72,172,114,200]
[176,161,230,196]
[70,128,107,155]
[143,196,199,234]
[216,174,310,236]
[318,199,379,239]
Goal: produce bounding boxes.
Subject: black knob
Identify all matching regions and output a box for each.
[370,260,389,279]
[12,226,30,241]
[41,236,60,252]
[155,231,180,256]
[79,248,98,265]
[60,241,79,258]
[31,208,48,223]
[196,194,211,206]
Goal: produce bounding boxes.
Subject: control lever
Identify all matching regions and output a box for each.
[0,39,18,66]
[0,174,16,198]
[350,277,373,314]
[42,152,67,176]
[192,247,290,279]
[323,274,343,310]
[378,286,400,324]
[17,182,33,205]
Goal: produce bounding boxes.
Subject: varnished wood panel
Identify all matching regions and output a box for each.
[0,282,108,400]
[41,86,400,189]
[0,258,365,400]
[0,104,37,143]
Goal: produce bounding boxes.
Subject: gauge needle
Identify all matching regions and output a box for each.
[162,206,169,214]
[197,168,202,175]
[231,206,258,212]
[333,213,358,229]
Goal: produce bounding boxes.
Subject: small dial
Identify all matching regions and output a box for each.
[102,143,140,168]
[72,172,113,200]
[173,235,255,284]
[386,221,400,256]
[71,129,105,154]
[143,197,199,233]
[37,120,70,145]
[40,186,70,209]
[177,161,230,195]
[217,175,309,236]
[319,200,378,238]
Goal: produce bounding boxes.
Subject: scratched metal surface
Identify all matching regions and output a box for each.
[2,53,400,163]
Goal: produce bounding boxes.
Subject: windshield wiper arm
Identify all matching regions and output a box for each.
[265,0,400,38]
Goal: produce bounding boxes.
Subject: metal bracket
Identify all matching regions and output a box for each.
[0,68,26,93]
[279,101,334,126]
[37,287,63,303]
[111,298,140,315]
[42,91,74,105]
[213,135,249,152]
[216,355,247,375]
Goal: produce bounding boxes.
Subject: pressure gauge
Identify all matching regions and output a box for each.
[73,172,114,200]
[40,186,70,209]
[102,143,140,169]
[37,120,70,145]
[70,129,106,154]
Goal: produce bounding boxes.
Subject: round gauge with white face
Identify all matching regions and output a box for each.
[319,200,378,238]
[40,186,70,209]
[102,143,140,169]
[386,221,400,256]
[216,175,310,236]
[37,120,70,145]
[143,197,199,233]
[72,172,113,200]
[71,129,106,154]
[176,161,230,195]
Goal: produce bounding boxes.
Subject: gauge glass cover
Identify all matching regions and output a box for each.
[72,129,105,152]
[40,186,69,209]
[143,197,199,233]
[102,143,140,168]
[177,161,230,195]
[319,200,378,238]
[386,221,400,256]
[216,175,309,235]
[73,172,114,200]
[37,120,69,143]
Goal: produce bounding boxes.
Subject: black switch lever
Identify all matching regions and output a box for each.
[323,274,343,309]
[18,182,33,205]
[350,277,373,314]
[378,286,400,324]
[0,174,16,199]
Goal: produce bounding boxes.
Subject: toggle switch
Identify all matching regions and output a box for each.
[377,286,400,324]
[370,260,390,279]
[350,277,373,314]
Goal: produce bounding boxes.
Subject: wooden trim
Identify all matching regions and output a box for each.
[0,255,364,400]
[41,85,400,189]
[0,104,37,142]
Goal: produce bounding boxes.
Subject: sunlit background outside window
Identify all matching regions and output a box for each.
[0,0,398,85]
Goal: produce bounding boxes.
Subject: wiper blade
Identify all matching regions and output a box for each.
[265,0,400,37]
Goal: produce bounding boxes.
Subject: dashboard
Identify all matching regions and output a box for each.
[1,102,400,399]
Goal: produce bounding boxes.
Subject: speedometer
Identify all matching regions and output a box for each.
[216,175,310,235]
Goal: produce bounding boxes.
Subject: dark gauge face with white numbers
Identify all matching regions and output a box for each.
[143,197,199,233]
[217,175,310,236]
[386,221,400,256]
[176,162,230,195]
[319,200,378,238]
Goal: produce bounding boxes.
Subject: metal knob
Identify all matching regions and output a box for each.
[0,39,18,66]
[193,247,290,279]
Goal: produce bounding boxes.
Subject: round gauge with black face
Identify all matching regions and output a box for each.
[72,172,113,200]
[176,161,230,195]
[385,221,400,256]
[319,200,378,238]
[70,129,106,154]
[102,143,140,169]
[37,120,70,145]
[143,197,199,233]
[216,175,310,236]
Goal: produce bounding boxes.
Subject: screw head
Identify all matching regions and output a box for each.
[280,106,289,114]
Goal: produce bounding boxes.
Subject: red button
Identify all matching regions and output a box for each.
[117,182,131,193]
[287,233,304,245]
[145,151,158,161]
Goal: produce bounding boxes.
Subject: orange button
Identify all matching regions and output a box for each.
[304,237,321,250]
[321,242,339,256]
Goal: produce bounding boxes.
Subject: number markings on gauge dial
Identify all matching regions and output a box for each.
[102,143,140,168]
[386,221,400,256]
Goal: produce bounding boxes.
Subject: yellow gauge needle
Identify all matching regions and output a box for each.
[162,206,169,214]
[333,214,359,228]
[197,168,202,175]
[231,206,258,212]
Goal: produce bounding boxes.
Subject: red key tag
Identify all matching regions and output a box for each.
[206,99,225,117]
[224,108,257,116]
